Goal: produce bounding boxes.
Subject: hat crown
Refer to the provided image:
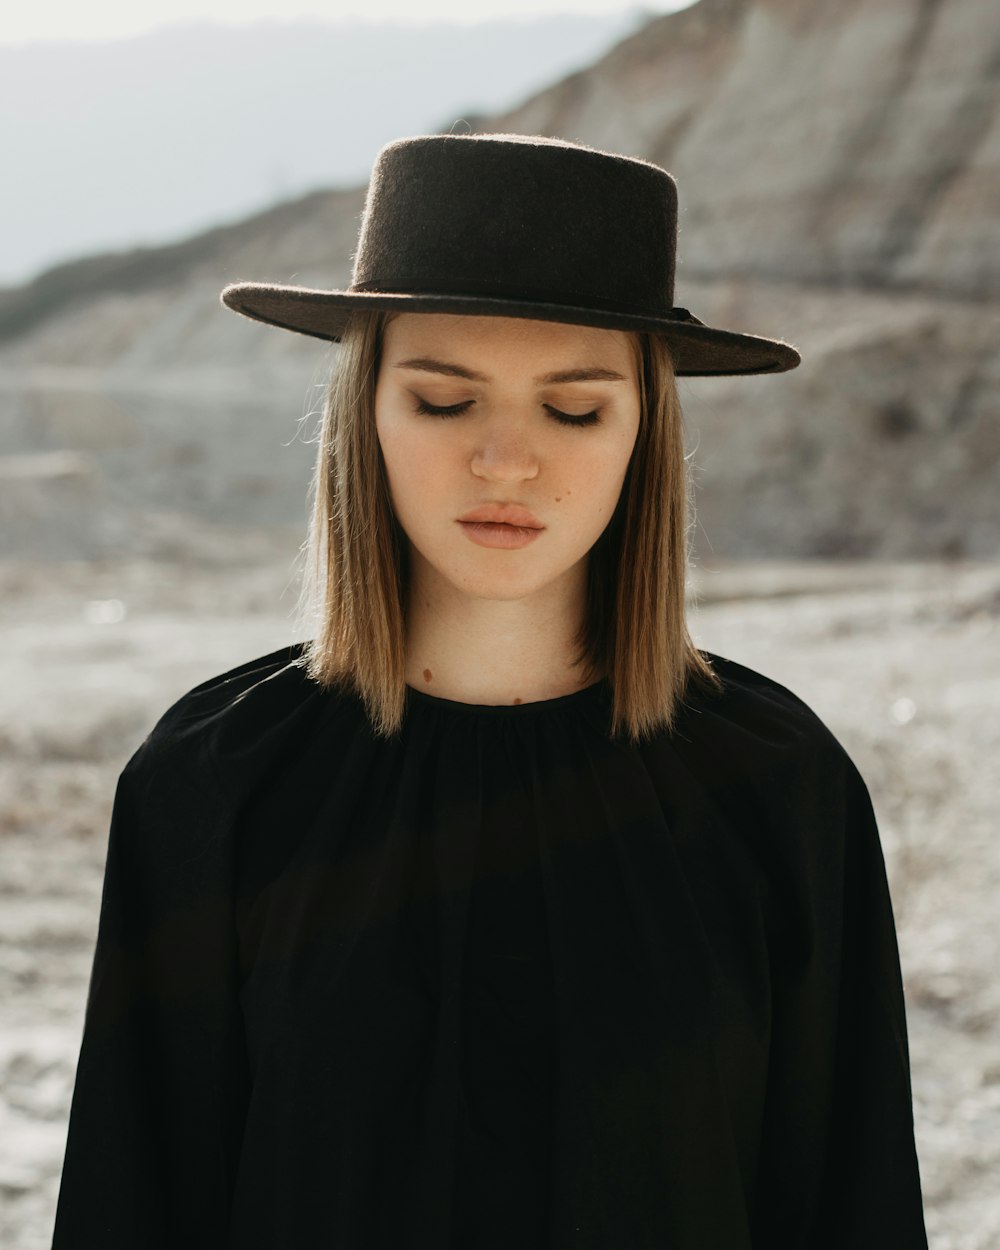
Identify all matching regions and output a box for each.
[350,134,678,318]
[219,131,801,375]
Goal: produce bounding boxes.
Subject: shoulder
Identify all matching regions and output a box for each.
[99,644,335,901]
[122,642,343,803]
[675,650,866,797]
[666,654,884,895]
[693,650,839,734]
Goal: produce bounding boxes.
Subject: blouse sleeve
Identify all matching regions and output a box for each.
[752,749,928,1248]
[51,724,249,1248]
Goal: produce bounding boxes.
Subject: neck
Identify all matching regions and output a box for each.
[403,555,600,706]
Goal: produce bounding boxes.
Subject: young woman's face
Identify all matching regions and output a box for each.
[374,313,642,604]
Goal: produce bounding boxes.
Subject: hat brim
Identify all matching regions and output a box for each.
[220,283,800,377]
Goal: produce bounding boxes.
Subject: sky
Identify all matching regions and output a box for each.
[1,0,687,44]
[0,1,696,284]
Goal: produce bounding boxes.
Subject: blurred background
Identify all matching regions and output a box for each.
[1,0,998,1246]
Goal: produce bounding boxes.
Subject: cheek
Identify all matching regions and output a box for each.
[605,413,640,488]
[376,412,457,527]
[377,409,431,481]
[569,429,637,500]
[375,408,405,508]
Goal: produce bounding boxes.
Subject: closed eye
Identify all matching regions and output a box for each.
[415,398,600,427]
[416,398,473,417]
[545,404,600,428]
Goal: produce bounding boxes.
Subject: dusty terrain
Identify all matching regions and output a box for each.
[1,549,998,1248]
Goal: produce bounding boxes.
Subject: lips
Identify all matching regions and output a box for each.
[458,504,544,529]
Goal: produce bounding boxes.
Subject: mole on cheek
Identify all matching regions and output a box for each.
[422,668,433,684]
[513,698,522,705]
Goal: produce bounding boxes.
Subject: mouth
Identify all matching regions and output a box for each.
[457,520,544,549]
[458,505,544,529]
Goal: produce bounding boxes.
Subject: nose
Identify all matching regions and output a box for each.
[470,416,540,483]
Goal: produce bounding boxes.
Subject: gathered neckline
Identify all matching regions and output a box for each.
[404,678,608,715]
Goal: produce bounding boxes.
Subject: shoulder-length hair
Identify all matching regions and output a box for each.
[293,308,721,743]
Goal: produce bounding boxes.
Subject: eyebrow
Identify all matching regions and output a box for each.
[392,357,626,384]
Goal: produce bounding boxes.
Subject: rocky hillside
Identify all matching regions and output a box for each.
[494,0,1000,299]
[1,0,996,561]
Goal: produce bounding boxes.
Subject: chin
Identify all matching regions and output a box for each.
[442,549,571,597]
[410,540,580,601]
[454,567,555,601]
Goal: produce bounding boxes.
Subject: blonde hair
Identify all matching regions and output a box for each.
[293,309,721,742]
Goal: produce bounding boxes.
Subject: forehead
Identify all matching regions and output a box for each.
[381,312,640,375]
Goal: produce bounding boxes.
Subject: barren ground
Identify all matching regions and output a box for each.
[1,551,997,1249]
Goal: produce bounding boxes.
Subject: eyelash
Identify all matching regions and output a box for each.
[414,398,601,427]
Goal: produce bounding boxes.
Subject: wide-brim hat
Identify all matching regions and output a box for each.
[221,133,800,377]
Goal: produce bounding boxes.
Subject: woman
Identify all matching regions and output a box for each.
[52,134,927,1248]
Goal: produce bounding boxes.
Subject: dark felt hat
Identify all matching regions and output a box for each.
[221,133,800,377]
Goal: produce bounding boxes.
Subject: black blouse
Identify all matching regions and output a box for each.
[52,644,928,1248]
